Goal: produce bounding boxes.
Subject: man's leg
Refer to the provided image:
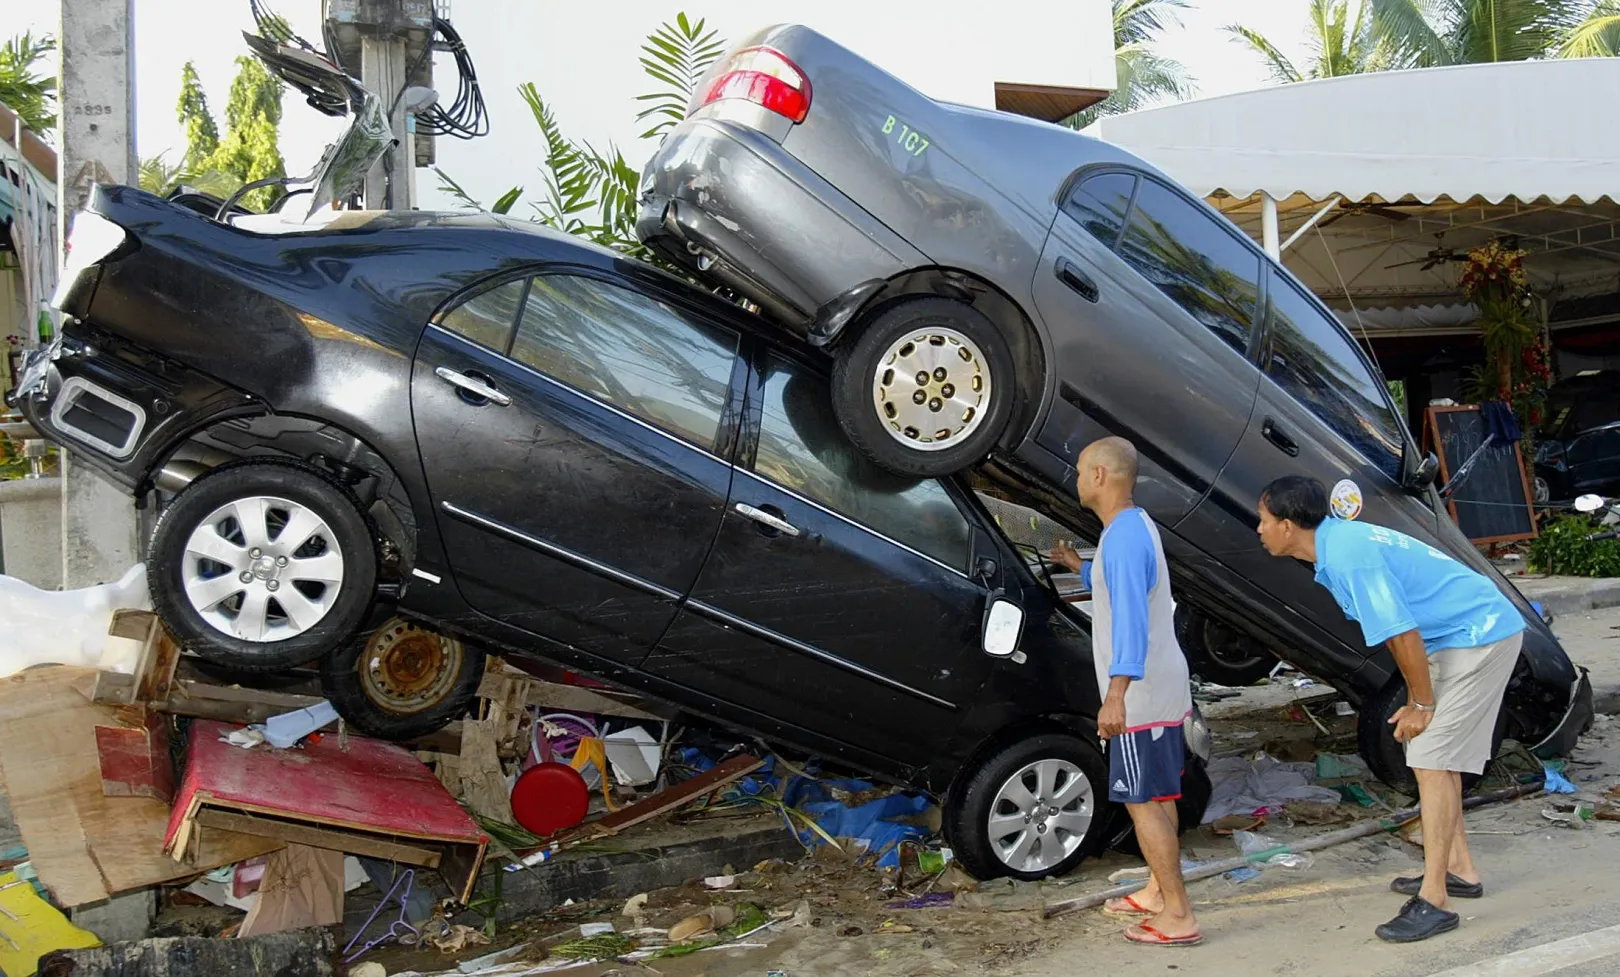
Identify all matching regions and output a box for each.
[1124,800,1197,938]
[1447,799,1480,884]
[1132,799,1179,910]
[1414,768,1461,908]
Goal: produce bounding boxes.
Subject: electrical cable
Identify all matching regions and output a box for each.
[415,16,489,140]
[249,0,324,55]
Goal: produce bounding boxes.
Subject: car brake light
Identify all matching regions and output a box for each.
[697,46,812,124]
[51,211,127,312]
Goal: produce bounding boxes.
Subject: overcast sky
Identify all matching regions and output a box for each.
[3,0,1311,211]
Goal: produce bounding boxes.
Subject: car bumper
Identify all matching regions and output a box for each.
[636,119,925,328]
[1530,666,1594,760]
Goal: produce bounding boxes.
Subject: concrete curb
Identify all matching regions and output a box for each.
[1510,576,1620,618]
[489,821,805,921]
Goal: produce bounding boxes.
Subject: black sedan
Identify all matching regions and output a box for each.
[11,178,1220,882]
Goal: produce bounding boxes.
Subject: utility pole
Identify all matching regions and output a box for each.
[53,5,157,945]
[57,0,143,593]
[326,0,437,210]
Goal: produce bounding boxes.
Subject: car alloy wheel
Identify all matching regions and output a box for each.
[986,757,1095,874]
[870,326,993,451]
[1533,476,1550,503]
[149,459,378,672]
[181,495,346,642]
[359,617,465,714]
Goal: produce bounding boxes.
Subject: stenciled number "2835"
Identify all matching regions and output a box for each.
[881,115,929,157]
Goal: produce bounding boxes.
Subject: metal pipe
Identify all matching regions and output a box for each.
[1280,196,1343,254]
[1261,192,1280,259]
[153,460,210,494]
[1043,780,1544,919]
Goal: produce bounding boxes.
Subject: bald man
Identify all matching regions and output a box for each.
[1047,437,1199,947]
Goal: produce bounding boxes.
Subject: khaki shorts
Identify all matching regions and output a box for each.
[1403,631,1523,775]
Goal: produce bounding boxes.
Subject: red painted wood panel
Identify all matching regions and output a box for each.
[166,720,486,849]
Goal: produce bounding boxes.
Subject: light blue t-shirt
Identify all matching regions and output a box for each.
[1080,508,1155,680]
[1313,517,1525,653]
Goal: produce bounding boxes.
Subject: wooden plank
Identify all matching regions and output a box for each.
[548,753,764,847]
[475,671,668,723]
[194,809,441,868]
[107,609,157,642]
[0,667,280,907]
[94,709,174,802]
[133,625,182,706]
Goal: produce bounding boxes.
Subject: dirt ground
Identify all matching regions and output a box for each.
[360,605,1620,977]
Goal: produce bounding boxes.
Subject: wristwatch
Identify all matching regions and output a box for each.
[1410,701,1436,712]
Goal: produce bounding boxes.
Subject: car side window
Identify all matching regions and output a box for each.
[1265,277,1405,482]
[1568,429,1618,466]
[439,278,526,352]
[1115,178,1260,356]
[753,355,972,570]
[1064,172,1136,248]
[510,274,740,451]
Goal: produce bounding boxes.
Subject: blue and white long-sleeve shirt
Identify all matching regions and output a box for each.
[1086,508,1192,730]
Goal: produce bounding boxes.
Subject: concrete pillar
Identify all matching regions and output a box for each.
[361,35,413,210]
[58,0,142,588]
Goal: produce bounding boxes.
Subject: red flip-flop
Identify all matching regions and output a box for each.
[1124,922,1204,947]
[1102,894,1156,917]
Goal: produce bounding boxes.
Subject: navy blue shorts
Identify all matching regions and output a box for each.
[1107,724,1185,805]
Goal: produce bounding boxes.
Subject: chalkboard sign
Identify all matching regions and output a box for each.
[1423,405,1538,544]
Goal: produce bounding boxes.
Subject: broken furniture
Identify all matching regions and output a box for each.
[165,719,489,904]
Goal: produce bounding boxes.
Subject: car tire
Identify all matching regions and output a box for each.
[1175,605,1275,688]
[321,616,486,740]
[1356,674,1503,794]
[946,731,1110,882]
[1107,752,1213,856]
[148,459,377,672]
[831,297,1017,478]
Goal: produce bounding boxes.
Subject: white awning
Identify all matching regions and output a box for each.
[1085,58,1620,206]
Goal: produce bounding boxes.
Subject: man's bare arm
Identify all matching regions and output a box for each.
[1386,628,1434,705]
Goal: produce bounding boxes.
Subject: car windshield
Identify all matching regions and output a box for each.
[973,488,1097,619]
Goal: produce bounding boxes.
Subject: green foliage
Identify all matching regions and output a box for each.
[1370,0,1594,65]
[178,62,220,171]
[636,13,727,139]
[436,13,725,258]
[1560,0,1620,54]
[201,57,286,211]
[1227,0,1408,83]
[0,31,57,136]
[1529,514,1620,577]
[1067,0,1195,129]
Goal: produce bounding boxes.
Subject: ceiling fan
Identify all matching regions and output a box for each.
[1319,200,1426,228]
[1385,246,1468,271]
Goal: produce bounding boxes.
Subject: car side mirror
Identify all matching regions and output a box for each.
[982,597,1025,658]
[1575,494,1606,514]
[1404,451,1441,492]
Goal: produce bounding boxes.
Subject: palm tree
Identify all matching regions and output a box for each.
[1558,0,1620,55]
[1369,0,1591,65]
[1066,0,1196,129]
[1227,0,1406,82]
[0,31,56,135]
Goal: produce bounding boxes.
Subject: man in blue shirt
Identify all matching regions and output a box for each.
[1049,437,1199,947]
[1257,475,1525,944]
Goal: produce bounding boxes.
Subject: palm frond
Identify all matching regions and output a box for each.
[1559,4,1620,56]
[1224,24,1306,83]
[433,166,485,210]
[1369,0,1459,64]
[1449,0,1571,63]
[1114,0,1191,46]
[634,13,727,140]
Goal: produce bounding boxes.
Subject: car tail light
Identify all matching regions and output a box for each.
[51,211,127,312]
[696,46,812,124]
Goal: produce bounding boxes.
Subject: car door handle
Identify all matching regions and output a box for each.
[1055,258,1099,303]
[1262,417,1300,457]
[435,366,511,407]
[734,502,801,537]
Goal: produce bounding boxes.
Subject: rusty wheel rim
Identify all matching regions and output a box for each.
[359,616,463,714]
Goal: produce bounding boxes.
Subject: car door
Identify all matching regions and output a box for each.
[643,349,995,766]
[1186,268,1441,665]
[411,269,745,668]
[1029,170,1261,525]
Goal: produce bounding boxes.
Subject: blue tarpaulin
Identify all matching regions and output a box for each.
[676,749,934,868]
